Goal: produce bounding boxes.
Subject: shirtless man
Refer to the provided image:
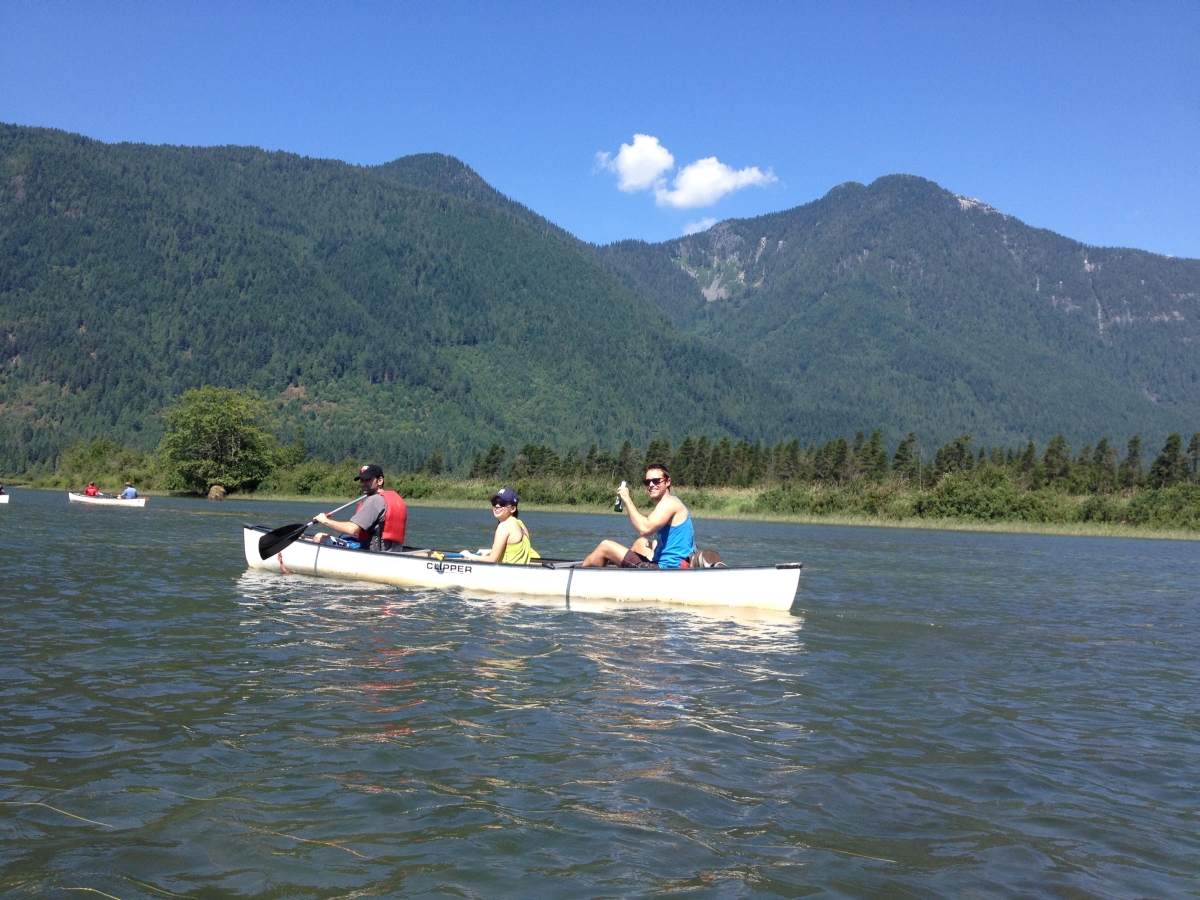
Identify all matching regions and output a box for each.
[582,463,695,568]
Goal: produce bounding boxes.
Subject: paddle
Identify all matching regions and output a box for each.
[258,495,367,560]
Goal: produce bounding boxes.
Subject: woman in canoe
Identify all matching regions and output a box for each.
[462,488,540,564]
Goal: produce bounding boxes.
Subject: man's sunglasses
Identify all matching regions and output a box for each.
[643,477,667,487]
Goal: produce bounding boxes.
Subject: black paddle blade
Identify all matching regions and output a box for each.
[258,522,311,559]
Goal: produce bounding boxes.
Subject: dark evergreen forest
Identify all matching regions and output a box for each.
[0,125,801,473]
[1,124,1197,477]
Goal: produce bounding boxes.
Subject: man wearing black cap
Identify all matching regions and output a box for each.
[314,464,408,551]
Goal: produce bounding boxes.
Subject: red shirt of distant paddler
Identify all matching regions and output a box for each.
[84,482,100,497]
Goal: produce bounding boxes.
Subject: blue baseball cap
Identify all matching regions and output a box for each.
[490,487,519,505]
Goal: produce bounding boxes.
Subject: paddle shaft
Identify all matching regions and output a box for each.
[258,494,368,559]
[312,494,369,526]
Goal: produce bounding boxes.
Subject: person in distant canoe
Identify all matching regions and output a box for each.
[582,462,695,568]
[120,482,138,500]
[84,482,101,497]
[461,487,540,565]
[313,464,407,551]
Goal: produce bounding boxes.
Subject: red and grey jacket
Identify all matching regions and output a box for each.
[356,490,407,549]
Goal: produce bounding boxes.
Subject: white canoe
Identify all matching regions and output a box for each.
[68,492,147,507]
[243,525,801,611]
[0,494,8,504]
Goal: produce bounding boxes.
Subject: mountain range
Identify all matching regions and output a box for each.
[598,177,1199,449]
[1,123,1196,474]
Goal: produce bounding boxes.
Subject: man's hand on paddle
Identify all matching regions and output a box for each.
[313,511,364,540]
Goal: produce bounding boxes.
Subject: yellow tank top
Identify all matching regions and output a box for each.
[501,520,540,565]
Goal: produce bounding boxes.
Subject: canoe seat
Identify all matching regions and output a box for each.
[688,550,726,568]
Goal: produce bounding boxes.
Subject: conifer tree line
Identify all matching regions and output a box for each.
[464,430,1200,492]
[29,382,1198,503]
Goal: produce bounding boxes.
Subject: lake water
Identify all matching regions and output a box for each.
[1,488,1197,898]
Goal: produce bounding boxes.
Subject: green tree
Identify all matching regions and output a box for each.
[776,438,801,483]
[831,436,852,482]
[509,444,559,479]
[279,427,307,468]
[850,431,866,468]
[1187,433,1200,482]
[892,432,919,482]
[55,438,155,489]
[1017,441,1037,475]
[728,440,752,487]
[860,429,888,480]
[672,436,697,487]
[693,436,712,487]
[706,436,732,486]
[616,440,641,484]
[933,434,974,478]
[643,439,672,474]
[158,387,279,494]
[1042,434,1071,486]
[748,439,768,485]
[1091,438,1118,493]
[1119,435,1143,488]
[477,444,507,479]
[424,449,445,477]
[1147,433,1186,488]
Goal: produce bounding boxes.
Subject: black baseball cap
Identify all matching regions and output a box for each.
[354,464,384,481]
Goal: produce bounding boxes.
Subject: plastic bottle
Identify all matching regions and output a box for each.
[614,481,625,512]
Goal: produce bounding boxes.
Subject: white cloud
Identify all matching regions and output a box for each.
[682,217,717,235]
[655,157,776,209]
[595,134,674,193]
[597,134,776,210]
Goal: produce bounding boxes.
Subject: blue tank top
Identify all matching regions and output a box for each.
[652,503,695,569]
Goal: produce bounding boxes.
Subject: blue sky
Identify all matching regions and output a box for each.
[2,2,1197,255]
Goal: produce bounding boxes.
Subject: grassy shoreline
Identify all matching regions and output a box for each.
[11,481,1193,540]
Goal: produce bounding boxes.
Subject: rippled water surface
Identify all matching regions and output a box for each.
[1,488,1198,898]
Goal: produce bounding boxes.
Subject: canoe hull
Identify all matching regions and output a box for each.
[0,494,8,504]
[243,526,800,611]
[68,492,147,507]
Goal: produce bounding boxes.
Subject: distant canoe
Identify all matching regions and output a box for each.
[68,492,147,508]
[243,525,801,611]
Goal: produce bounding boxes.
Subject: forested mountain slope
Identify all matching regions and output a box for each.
[376,153,564,238]
[597,176,1199,446]
[0,125,802,473]
[3,124,1195,476]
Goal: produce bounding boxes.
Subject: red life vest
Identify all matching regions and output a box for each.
[355,489,407,546]
[380,490,407,544]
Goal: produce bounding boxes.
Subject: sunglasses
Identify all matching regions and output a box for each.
[491,500,514,508]
[643,477,667,487]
